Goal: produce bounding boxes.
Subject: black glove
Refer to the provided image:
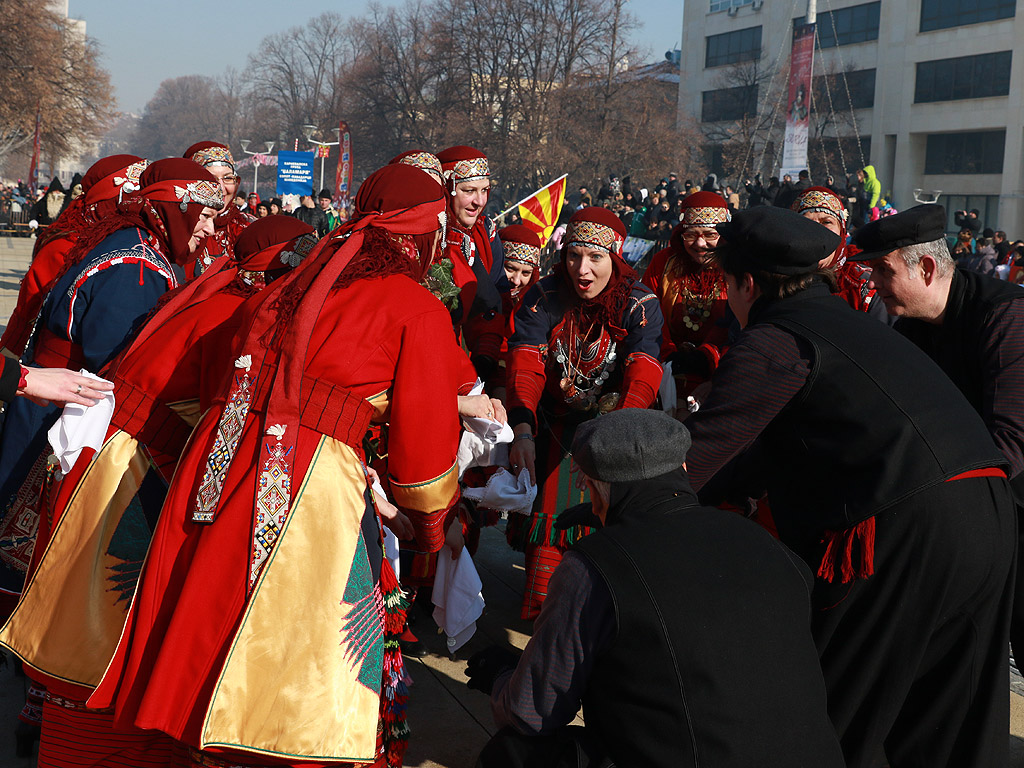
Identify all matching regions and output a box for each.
[466,645,520,695]
[553,502,601,530]
[669,347,711,377]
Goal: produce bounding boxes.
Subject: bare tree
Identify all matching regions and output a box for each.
[130,76,230,159]
[0,0,113,166]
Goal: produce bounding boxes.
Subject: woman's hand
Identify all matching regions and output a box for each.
[458,393,493,419]
[488,397,507,424]
[19,367,114,407]
[508,425,537,486]
[445,518,465,559]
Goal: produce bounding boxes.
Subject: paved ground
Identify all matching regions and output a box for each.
[0,233,1021,767]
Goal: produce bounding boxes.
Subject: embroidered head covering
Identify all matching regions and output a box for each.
[792,186,848,266]
[183,141,235,170]
[437,145,490,193]
[498,224,541,268]
[792,186,848,227]
[390,150,445,186]
[191,164,447,573]
[564,205,626,256]
[679,191,730,229]
[82,154,149,205]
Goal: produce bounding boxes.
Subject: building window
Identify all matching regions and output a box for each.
[710,0,754,12]
[937,194,1000,232]
[924,130,1005,174]
[920,0,1015,32]
[813,68,876,110]
[705,26,762,67]
[702,85,759,121]
[915,52,1012,103]
[796,2,880,48]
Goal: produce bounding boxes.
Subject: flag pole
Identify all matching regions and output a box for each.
[495,174,568,220]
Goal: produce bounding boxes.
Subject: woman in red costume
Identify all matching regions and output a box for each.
[505,207,663,619]
[0,217,314,768]
[0,154,149,358]
[642,191,732,414]
[89,164,463,768]
[790,186,883,316]
[183,140,257,276]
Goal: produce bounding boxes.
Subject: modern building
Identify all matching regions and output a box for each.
[678,0,1024,234]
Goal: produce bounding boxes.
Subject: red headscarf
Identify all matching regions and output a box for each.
[62,158,224,271]
[193,163,447,525]
[557,207,635,336]
[436,145,490,231]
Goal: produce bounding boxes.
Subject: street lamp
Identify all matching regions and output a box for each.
[239,140,275,196]
[302,124,341,193]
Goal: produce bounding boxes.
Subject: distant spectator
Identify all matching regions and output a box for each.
[317,188,342,232]
[954,208,981,234]
[861,165,881,219]
[269,198,283,216]
[292,193,329,236]
[960,235,997,276]
[744,174,768,207]
[725,185,740,213]
[993,230,1012,264]
[774,171,810,210]
[255,202,270,218]
[701,173,720,193]
[665,173,680,206]
[951,229,974,261]
[577,186,592,209]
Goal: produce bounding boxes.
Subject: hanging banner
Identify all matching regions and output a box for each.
[780,23,815,179]
[28,104,41,190]
[335,121,353,202]
[276,151,316,196]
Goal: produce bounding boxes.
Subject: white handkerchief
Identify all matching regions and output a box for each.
[432,545,485,654]
[46,370,114,475]
[457,379,513,478]
[462,467,537,515]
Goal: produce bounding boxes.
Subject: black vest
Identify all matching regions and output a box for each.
[752,283,1003,536]
[575,479,845,768]
[896,269,1024,491]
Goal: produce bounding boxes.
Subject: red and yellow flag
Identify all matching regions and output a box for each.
[517,175,567,248]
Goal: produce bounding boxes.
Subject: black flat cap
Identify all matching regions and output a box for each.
[849,204,946,261]
[715,206,840,275]
[572,410,691,483]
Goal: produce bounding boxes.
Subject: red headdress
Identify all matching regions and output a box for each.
[63,158,224,271]
[557,207,635,336]
[190,163,447,531]
[499,224,541,268]
[183,141,235,170]
[437,145,490,196]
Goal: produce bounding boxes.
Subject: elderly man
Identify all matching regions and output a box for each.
[684,205,1015,768]
[468,408,844,768]
[851,202,1024,677]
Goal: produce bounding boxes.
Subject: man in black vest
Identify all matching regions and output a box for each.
[850,202,1024,689]
[686,205,1015,768]
[467,409,845,768]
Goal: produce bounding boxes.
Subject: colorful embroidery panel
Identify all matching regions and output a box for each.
[190,145,235,168]
[175,180,224,211]
[504,241,541,267]
[398,152,443,179]
[565,220,623,256]
[249,432,293,589]
[193,365,254,523]
[793,189,848,224]
[449,156,489,184]
[681,206,730,228]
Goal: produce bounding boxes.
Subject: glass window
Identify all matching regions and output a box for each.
[702,85,759,121]
[813,68,876,110]
[937,194,1000,233]
[915,52,1012,102]
[705,26,763,67]
[710,0,754,13]
[924,131,1005,174]
[920,0,1015,32]
[796,2,880,48]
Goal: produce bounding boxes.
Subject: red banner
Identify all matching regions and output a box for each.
[335,121,353,202]
[780,23,815,179]
[28,104,41,190]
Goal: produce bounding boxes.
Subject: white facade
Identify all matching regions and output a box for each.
[678,0,1024,234]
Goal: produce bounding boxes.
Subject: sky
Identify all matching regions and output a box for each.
[68,0,684,114]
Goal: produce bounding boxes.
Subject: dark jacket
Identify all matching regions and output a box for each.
[292,204,329,237]
[574,470,845,768]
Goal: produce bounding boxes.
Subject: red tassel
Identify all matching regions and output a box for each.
[816,517,876,584]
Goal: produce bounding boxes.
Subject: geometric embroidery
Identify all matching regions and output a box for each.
[681,205,730,228]
[340,536,384,693]
[565,220,623,256]
[447,156,489,184]
[192,359,255,523]
[504,241,541,267]
[248,428,293,590]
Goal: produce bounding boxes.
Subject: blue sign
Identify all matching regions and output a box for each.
[276,151,316,196]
